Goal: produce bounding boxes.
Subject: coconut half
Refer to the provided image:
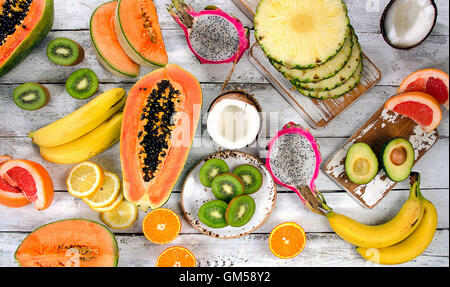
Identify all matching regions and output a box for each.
[381,0,438,50]
[207,91,262,150]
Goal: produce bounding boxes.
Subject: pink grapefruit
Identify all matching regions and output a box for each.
[385,92,442,132]
[0,160,54,210]
[398,69,449,110]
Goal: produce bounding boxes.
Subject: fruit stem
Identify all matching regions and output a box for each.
[28,131,35,138]
[410,172,425,201]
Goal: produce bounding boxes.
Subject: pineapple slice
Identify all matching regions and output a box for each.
[255,0,350,69]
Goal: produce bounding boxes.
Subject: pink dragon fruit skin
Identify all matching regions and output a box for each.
[266,122,322,208]
[167,1,250,64]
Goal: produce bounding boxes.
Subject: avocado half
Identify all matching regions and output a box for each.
[345,143,379,185]
[380,138,415,182]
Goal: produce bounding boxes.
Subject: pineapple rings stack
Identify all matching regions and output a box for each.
[255,0,363,100]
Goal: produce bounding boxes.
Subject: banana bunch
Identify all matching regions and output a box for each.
[326,172,438,265]
[29,88,126,164]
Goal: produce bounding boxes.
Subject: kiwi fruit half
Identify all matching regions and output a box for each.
[199,158,229,187]
[46,38,85,66]
[225,195,256,227]
[211,173,245,203]
[198,200,229,228]
[65,68,99,99]
[12,83,49,111]
[233,164,263,194]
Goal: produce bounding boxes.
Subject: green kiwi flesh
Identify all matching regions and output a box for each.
[199,158,229,187]
[233,164,263,194]
[46,38,85,66]
[12,83,49,111]
[211,173,245,203]
[225,195,256,227]
[198,200,229,228]
[65,69,99,99]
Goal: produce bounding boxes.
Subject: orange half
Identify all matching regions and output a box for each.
[156,246,196,267]
[269,222,306,259]
[385,92,442,132]
[143,208,181,244]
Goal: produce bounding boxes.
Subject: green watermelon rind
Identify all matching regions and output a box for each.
[0,0,54,78]
[14,219,119,267]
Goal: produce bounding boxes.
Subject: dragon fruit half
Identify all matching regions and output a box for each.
[167,0,250,64]
[266,123,329,215]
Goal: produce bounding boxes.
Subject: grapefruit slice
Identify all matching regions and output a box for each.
[0,155,13,165]
[0,160,54,210]
[385,92,442,132]
[398,69,449,109]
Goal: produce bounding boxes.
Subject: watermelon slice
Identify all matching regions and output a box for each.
[385,92,443,132]
[398,69,449,110]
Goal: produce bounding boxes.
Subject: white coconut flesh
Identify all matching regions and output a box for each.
[189,14,240,61]
[207,98,261,150]
[383,0,436,48]
[269,133,316,187]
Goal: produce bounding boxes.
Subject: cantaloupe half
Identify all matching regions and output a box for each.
[114,0,168,68]
[90,1,140,78]
[120,64,202,211]
[15,219,119,267]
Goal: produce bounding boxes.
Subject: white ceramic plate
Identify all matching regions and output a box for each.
[181,151,277,239]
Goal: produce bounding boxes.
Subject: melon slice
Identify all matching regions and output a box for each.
[15,219,119,267]
[398,69,449,109]
[90,1,140,78]
[385,92,443,132]
[115,0,168,68]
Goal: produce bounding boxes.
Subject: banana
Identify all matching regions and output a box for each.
[357,173,438,265]
[327,174,424,249]
[39,112,123,164]
[29,88,126,148]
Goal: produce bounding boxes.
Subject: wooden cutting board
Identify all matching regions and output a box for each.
[323,104,439,209]
[233,0,382,129]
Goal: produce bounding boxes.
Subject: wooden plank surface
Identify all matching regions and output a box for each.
[0,0,448,267]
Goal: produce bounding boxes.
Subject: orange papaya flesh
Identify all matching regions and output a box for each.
[0,0,54,78]
[15,219,119,267]
[120,64,202,211]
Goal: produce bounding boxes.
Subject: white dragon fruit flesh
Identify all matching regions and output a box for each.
[167,0,250,64]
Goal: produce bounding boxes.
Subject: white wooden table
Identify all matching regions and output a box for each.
[0,0,448,267]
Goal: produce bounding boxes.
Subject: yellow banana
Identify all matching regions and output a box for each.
[327,174,424,249]
[39,112,123,164]
[30,88,126,148]
[357,173,438,265]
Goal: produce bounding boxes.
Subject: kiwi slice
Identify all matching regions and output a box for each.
[12,83,49,111]
[225,195,256,227]
[211,173,245,203]
[65,69,99,99]
[198,200,229,228]
[199,158,229,187]
[46,38,85,66]
[233,164,263,194]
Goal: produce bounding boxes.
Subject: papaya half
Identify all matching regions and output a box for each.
[120,64,202,211]
[0,0,54,78]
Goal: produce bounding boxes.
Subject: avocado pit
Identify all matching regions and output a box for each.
[390,147,407,166]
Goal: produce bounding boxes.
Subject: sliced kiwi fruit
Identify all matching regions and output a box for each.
[46,38,85,66]
[211,173,245,203]
[233,164,263,194]
[65,69,99,99]
[225,195,256,227]
[199,158,229,187]
[198,200,229,229]
[12,83,49,111]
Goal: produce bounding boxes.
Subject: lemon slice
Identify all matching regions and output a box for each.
[83,171,121,208]
[90,191,124,213]
[67,161,105,198]
[101,200,138,229]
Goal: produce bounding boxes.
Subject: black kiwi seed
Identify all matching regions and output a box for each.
[211,173,245,203]
[233,164,263,194]
[12,83,49,111]
[46,38,85,66]
[65,68,99,99]
[199,158,229,187]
